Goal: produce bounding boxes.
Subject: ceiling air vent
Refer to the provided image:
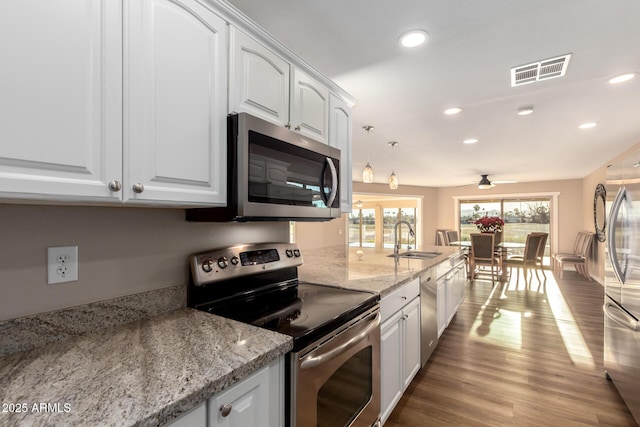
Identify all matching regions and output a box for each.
[511,54,571,87]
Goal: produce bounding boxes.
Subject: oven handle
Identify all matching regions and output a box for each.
[300,311,380,370]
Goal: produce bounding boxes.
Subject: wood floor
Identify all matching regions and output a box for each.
[385,270,638,426]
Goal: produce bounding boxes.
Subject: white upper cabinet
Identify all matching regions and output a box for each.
[290,68,329,144]
[229,27,290,127]
[124,0,227,205]
[329,94,352,212]
[0,0,122,202]
[229,27,333,144]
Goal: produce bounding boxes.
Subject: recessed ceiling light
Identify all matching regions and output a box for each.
[579,122,597,129]
[463,138,478,144]
[399,30,429,48]
[444,107,463,115]
[517,106,534,116]
[608,73,637,84]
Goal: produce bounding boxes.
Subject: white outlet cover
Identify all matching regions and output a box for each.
[47,246,78,284]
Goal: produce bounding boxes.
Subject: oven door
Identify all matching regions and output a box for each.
[290,307,381,427]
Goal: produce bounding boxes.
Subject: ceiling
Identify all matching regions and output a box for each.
[226,0,640,188]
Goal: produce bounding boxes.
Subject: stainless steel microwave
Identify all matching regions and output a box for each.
[187,113,341,222]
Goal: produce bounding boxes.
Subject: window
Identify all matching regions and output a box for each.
[350,196,421,249]
[460,197,551,260]
[349,208,376,247]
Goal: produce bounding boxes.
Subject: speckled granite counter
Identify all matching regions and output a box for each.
[298,245,462,296]
[0,308,292,427]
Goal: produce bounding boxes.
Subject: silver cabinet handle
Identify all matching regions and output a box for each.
[132,183,144,194]
[219,404,232,417]
[294,125,301,131]
[108,181,122,192]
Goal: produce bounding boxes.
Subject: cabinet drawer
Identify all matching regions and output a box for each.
[381,278,420,323]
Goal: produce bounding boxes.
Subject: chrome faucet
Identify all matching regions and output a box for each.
[393,220,415,255]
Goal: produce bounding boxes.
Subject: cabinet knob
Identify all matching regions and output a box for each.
[108,181,122,192]
[401,296,407,300]
[220,404,232,417]
[403,314,409,320]
[285,122,291,129]
[294,125,301,131]
[132,183,144,194]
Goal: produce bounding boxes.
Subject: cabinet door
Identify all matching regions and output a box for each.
[229,27,290,127]
[167,402,206,427]
[209,364,270,427]
[291,68,329,144]
[0,0,122,202]
[380,312,403,425]
[328,94,352,213]
[124,0,227,205]
[403,297,421,389]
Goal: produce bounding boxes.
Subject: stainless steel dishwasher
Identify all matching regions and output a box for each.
[420,267,438,366]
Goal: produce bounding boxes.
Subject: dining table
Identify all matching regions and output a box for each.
[449,240,526,281]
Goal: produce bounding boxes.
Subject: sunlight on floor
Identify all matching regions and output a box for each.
[545,274,596,369]
[469,280,523,350]
[468,270,596,367]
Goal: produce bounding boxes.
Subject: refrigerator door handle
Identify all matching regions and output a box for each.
[604,301,638,332]
[607,186,628,284]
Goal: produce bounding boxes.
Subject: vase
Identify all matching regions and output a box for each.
[481,231,502,244]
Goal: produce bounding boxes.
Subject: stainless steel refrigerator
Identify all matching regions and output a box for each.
[604,153,640,424]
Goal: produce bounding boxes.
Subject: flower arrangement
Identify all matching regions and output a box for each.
[474,216,504,233]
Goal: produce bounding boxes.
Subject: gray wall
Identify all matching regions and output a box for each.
[0,204,289,321]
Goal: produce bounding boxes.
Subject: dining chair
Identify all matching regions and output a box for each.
[445,230,460,246]
[469,233,501,283]
[555,232,594,280]
[436,229,449,246]
[503,233,545,286]
[552,231,587,275]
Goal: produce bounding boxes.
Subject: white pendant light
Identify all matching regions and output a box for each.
[388,141,399,189]
[362,125,374,183]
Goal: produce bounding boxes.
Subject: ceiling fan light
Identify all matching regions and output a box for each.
[389,171,399,189]
[478,174,493,189]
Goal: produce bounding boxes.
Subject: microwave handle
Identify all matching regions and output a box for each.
[324,157,338,208]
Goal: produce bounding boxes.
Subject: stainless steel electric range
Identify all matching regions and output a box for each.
[188,242,381,427]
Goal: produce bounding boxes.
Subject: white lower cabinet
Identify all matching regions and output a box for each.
[167,402,207,427]
[167,357,283,427]
[209,357,283,427]
[380,279,421,425]
[437,257,467,338]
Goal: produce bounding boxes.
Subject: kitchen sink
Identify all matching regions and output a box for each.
[388,251,442,259]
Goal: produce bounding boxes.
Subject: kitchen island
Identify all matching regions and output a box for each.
[0,308,292,427]
[298,245,462,295]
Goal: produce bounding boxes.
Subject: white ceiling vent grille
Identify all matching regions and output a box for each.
[511,54,571,87]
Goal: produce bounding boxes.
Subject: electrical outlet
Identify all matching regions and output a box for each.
[47,246,78,284]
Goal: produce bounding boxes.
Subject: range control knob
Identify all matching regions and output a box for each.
[230,256,240,266]
[202,259,214,273]
[285,249,294,258]
[217,257,228,269]
[293,249,301,257]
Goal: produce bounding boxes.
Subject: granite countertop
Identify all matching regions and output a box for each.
[298,245,463,296]
[0,308,292,427]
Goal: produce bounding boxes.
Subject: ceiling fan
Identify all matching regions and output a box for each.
[476,174,517,189]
